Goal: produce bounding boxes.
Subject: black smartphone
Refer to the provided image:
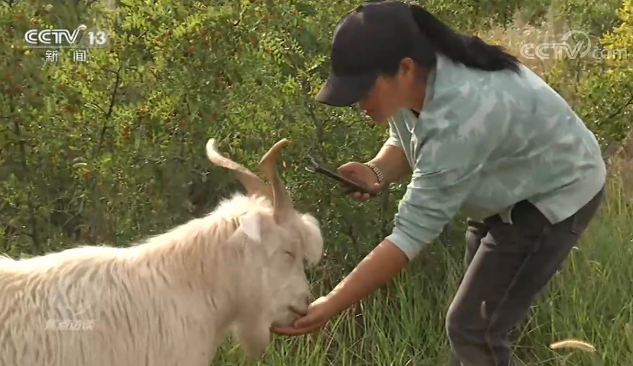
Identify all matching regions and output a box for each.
[305,157,378,197]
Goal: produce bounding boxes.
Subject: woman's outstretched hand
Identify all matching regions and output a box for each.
[272,240,410,337]
[337,162,380,202]
[271,296,337,336]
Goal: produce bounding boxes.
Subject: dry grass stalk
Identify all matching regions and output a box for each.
[549,339,597,352]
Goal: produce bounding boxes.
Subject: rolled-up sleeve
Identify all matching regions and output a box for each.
[386,163,483,259]
[383,119,402,149]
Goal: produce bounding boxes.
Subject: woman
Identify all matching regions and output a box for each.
[272,1,606,365]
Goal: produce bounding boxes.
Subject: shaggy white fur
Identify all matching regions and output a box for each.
[0,138,324,366]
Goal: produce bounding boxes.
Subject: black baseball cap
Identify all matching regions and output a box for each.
[315,1,428,107]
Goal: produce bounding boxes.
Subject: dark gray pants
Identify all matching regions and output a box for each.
[447,186,604,366]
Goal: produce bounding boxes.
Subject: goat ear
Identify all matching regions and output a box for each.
[300,214,324,266]
[258,138,293,224]
[206,138,272,199]
[229,212,275,257]
[240,212,261,243]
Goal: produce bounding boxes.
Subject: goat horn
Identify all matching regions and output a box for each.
[259,138,293,223]
[205,139,271,198]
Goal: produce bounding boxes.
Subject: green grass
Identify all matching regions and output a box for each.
[214,174,633,365]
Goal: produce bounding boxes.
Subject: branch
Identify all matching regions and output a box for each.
[232,3,248,26]
[104,68,122,119]
[97,67,123,149]
[84,102,106,115]
[11,105,41,254]
[93,29,149,150]
[181,95,191,158]
[603,92,633,122]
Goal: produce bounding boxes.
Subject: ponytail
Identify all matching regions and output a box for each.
[409,3,521,74]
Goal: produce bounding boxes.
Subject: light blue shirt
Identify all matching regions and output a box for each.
[384,53,606,260]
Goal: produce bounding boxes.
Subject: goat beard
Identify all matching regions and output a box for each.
[230,313,272,359]
[230,279,274,359]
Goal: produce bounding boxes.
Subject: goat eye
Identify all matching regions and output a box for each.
[285,251,295,259]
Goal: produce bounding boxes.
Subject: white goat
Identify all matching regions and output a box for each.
[0,138,324,366]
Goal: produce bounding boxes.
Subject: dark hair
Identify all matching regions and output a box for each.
[409,3,521,74]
